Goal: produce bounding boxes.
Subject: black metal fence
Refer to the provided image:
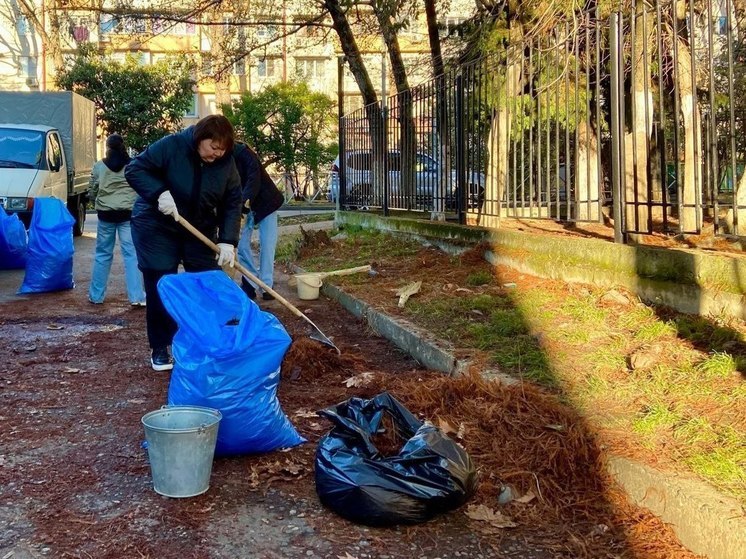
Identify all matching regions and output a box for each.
[337,1,745,240]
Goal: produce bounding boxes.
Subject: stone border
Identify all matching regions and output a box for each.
[292,262,746,559]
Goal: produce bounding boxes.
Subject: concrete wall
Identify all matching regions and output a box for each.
[336,212,746,320]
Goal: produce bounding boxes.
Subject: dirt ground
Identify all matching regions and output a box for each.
[0,226,698,559]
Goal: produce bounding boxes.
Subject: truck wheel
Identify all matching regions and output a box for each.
[68,195,86,237]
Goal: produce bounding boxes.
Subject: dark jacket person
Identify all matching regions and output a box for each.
[125,115,242,371]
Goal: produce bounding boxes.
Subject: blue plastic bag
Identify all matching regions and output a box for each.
[158,270,305,455]
[18,198,75,293]
[0,210,28,269]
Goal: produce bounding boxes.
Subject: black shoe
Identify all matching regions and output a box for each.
[241,277,256,299]
[262,291,274,301]
[151,346,174,372]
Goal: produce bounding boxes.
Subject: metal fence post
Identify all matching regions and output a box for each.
[381,54,389,216]
[337,56,346,210]
[455,73,466,224]
[610,12,625,243]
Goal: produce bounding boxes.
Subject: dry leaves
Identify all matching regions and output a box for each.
[437,418,466,440]
[395,281,422,307]
[343,372,375,388]
[514,490,536,504]
[465,504,517,529]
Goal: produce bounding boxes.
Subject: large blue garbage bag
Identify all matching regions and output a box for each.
[159,270,305,455]
[0,210,28,269]
[18,198,75,293]
[315,393,478,525]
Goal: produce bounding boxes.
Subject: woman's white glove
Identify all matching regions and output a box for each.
[157,191,179,219]
[216,243,235,267]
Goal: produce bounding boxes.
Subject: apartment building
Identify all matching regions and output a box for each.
[0,0,476,120]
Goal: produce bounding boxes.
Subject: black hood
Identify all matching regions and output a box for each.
[103,148,131,172]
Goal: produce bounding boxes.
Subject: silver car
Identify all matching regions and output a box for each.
[327,150,485,210]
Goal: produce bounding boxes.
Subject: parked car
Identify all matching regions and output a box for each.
[327,150,485,210]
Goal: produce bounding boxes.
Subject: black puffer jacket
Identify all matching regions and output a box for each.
[233,143,284,223]
[125,127,242,245]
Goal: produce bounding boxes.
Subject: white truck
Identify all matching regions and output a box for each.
[0,91,97,236]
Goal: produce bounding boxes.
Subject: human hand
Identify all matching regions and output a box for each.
[216,243,235,267]
[157,191,179,219]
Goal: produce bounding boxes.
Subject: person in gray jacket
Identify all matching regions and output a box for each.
[88,134,145,306]
[125,115,242,371]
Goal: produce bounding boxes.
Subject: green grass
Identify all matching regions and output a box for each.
[294,226,746,502]
[562,296,608,324]
[697,351,738,379]
[278,213,334,227]
[670,314,743,350]
[686,447,746,496]
[275,234,301,264]
[588,340,629,373]
[632,403,681,436]
[465,270,492,286]
[634,320,677,343]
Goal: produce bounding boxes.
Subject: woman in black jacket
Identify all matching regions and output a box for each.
[233,142,284,300]
[125,115,242,371]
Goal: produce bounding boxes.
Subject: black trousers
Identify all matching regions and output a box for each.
[132,216,219,349]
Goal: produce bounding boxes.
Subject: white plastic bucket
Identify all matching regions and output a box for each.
[296,274,323,300]
[141,405,222,498]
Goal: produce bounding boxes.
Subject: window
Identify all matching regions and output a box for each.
[99,14,117,35]
[152,17,196,36]
[416,153,437,172]
[257,58,277,77]
[116,15,146,34]
[256,21,278,40]
[17,16,30,35]
[234,57,246,75]
[201,54,213,76]
[295,58,325,79]
[184,94,198,118]
[440,16,468,37]
[151,53,169,65]
[716,16,728,36]
[295,18,324,39]
[48,133,63,171]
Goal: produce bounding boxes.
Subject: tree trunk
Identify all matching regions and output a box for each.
[204,7,232,113]
[575,119,600,220]
[676,35,702,232]
[324,0,384,204]
[425,0,448,219]
[485,41,522,226]
[373,2,416,204]
[324,0,377,107]
[18,0,63,84]
[627,1,653,232]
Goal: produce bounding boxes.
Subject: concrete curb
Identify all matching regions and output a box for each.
[295,267,746,559]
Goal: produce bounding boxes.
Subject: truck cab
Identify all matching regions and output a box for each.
[0,124,69,228]
[0,91,96,236]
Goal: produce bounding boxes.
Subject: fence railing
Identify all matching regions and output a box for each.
[338,1,745,240]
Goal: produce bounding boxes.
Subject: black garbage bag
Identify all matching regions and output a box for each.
[315,392,478,526]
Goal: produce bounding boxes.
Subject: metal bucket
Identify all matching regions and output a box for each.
[141,405,222,498]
